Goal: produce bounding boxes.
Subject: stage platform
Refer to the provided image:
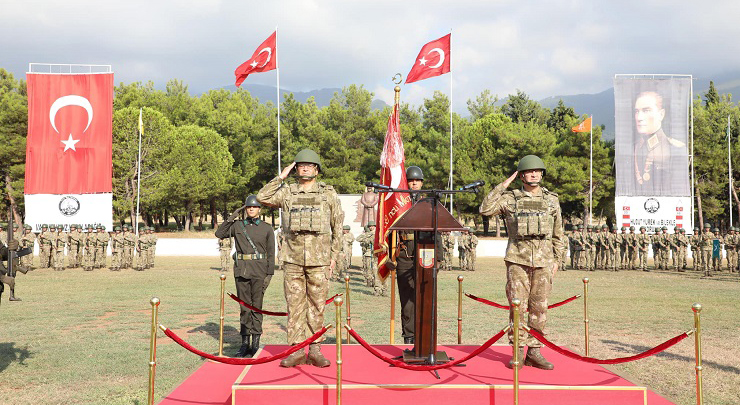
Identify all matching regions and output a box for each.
[158,344,679,405]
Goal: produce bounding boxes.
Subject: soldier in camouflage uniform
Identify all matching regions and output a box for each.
[110,226,123,271]
[675,228,688,272]
[219,235,232,273]
[725,227,738,272]
[582,226,593,271]
[147,227,157,268]
[608,226,618,271]
[136,226,148,271]
[440,232,453,271]
[357,223,375,287]
[457,231,468,270]
[71,225,84,268]
[39,224,51,269]
[96,225,109,269]
[636,226,650,271]
[670,226,680,270]
[689,227,701,270]
[51,225,65,271]
[466,228,478,271]
[82,225,95,271]
[699,224,714,277]
[570,225,583,269]
[20,225,36,269]
[712,227,723,272]
[257,149,344,368]
[479,155,564,370]
[337,225,354,281]
[0,238,25,302]
[124,226,136,269]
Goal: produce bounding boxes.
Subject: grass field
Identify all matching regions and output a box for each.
[1,256,738,405]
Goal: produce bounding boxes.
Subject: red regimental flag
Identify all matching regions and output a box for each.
[374,104,411,280]
[25,73,113,194]
[572,116,592,133]
[234,31,277,87]
[405,34,451,84]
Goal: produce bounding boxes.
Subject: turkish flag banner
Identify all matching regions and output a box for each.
[572,116,592,133]
[405,34,451,84]
[25,73,113,231]
[234,31,277,87]
[374,104,412,280]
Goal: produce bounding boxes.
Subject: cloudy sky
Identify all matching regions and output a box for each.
[3,0,740,112]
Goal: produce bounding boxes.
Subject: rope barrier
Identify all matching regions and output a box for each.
[346,325,510,371]
[465,293,581,311]
[227,293,343,316]
[160,324,331,365]
[526,327,692,365]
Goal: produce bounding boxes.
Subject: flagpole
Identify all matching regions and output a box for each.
[276,26,282,226]
[589,115,593,226]
[729,115,732,227]
[448,29,454,214]
[136,108,143,236]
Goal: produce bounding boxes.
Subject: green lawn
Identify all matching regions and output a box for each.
[1,257,738,404]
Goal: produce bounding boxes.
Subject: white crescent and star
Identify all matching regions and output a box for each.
[49,95,93,152]
[250,47,273,69]
[418,48,445,69]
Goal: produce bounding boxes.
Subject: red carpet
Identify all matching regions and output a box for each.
[159,344,680,405]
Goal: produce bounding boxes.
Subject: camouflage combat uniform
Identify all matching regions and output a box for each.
[219,237,232,272]
[357,227,384,295]
[457,232,468,270]
[725,230,738,272]
[95,226,109,268]
[338,229,354,281]
[676,229,688,271]
[67,226,82,268]
[700,227,715,277]
[39,226,52,268]
[53,227,66,271]
[83,227,96,271]
[636,229,650,271]
[20,227,36,269]
[466,232,478,271]
[110,228,123,271]
[479,183,565,349]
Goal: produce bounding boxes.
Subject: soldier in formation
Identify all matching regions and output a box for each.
[689,227,701,270]
[96,225,109,269]
[479,155,564,371]
[607,226,618,271]
[148,227,157,267]
[136,226,147,271]
[124,225,136,269]
[219,235,232,273]
[582,225,594,271]
[83,225,96,271]
[110,226,123,271]
[699,223,714,277]
[337,225,354,281]
[216,195,275,358]
[357,221,385,296]
[675,228,688,271]
[725,227,738,272]
[53,224,66,271]
[569,225,582,269]
[20,225,36,269]
[257,149,343,368]
[636,226,650,271]
[712,227,723,273]
[1,238,28,302]
[67,224,82,269]
[39,224,52,269]
[461,228,478,271]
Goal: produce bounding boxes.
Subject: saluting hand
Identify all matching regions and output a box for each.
[279,162,296,180]
[502,171,519,189]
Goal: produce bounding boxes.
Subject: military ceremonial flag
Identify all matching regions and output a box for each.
[405,34,451,84]
[234,31,277,87]
[374,102,411,280]
[572,116,592,133]
[24,72,114,231]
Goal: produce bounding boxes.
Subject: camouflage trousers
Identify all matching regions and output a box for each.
[68,245,80,267]
[638,249,648,270]
[572,250,581,269]
[21,251,33,269]
[95,248,106,268]
[691,248,702,270]
[362,256,374,286]
[83,250,95,269]
[467,251,477,271]
[458,248,466,270]
[727,250,737,272]
[335,253,348,281]
[219,249,231,272]
[443,250,453,271]
[506,261,553,348]
[676,248,687,270]
[366,257,384,296]
[0,274,15,289]
[111,251,121,270]
[53,250,65,270]
[283,263,328,345]
[701,250,712,275]
[121,248,131,268]
[712,254,722,271]
[598,248,608,269]
[671,248,677,268]
[40,246,52,268]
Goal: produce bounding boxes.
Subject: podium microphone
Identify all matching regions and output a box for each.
[459,180,485,191]
[365,182,391,190]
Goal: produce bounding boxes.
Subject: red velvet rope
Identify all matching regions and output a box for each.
[526,328,690,365]
[161,325,330,365]
[227,293,343,317]
[465,293,581,311]
[347,327,508,371]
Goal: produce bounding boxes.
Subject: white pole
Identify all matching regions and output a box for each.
[136,108,143,236]
[690,77,695,233]
[729,115,733,227]
[589,115,593,226]
[448,30,453,214]
[276,26,282,226]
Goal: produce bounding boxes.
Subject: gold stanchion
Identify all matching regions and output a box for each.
[147,297,160,405]
[512,298,521,405]
[583,277,590,356]
[345,275,351,344]
[457,275,464,344]
[335,297,344,405]
[219,273,226,356]
[390,268,396,344]
[692,303,703,405]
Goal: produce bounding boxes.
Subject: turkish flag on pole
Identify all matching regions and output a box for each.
[234,31,277,87]
[374,103,412,280]
[572,116,592,133]
[405,34,451,84]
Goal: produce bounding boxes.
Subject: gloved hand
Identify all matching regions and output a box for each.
[7,239,19,251]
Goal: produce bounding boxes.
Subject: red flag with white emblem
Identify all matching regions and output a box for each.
[405,34,451,84]
[374,103,412,280]
[25,72,113,231]
[234,31,277,87]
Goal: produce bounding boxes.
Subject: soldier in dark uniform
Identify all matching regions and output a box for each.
[216,195,275,358]
[0,238,27,303]
[386,165,424,344]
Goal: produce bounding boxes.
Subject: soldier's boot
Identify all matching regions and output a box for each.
[403,336,415,344]
[506,347,525,370]
[250,334,261,357]
[306,343,331,368]
[8,289,21,302]
[236,335,251,358]
[280,346,306,367]
[524,347,554,370]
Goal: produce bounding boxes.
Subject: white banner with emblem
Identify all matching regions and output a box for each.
[616,196,692,234]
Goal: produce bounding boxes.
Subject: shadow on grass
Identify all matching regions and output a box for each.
[188,322,239,342]
[0,342,32,372]
[601,339,740,374]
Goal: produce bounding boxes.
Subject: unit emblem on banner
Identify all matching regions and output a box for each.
[644,198,660,214]
[59,196,81,216]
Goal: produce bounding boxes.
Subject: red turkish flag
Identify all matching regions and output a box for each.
[374,103,412,280]
[405,34,451,84]
[25,73,113,194]
[234,31,277,87]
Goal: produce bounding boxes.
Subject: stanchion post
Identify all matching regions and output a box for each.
[345,275,351,344]
[583,277,590,356]
[390,269,396,344]
[692,303,703,405]
[457,275,464,344]
[335,297,344,405]
[512,298,521,405]
[147,297,160,405]
[219,273,226,356]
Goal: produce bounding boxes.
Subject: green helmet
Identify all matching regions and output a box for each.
[24,224,32,230]
[406,166,424,181]
[601,224,608,230]
[114,226,121,231]
[244,194,261,207]
[639,226,646,231]
[612,225,618,231]
[516,155,546,176]
[294,148,322,172]
[49,224,56,229]
[713,227,719,233]
[704,223,711,229]
[661,226,667,231]
[342,225,350,230]
[578,224,584,229]
[693,227,699,231]
[629,226,635,231]
[620,226,626,231]
[12,223,18,228]
[586,225,592,230]
[367,220,376,227]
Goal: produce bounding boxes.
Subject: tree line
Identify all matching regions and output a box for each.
[1,68,738,231]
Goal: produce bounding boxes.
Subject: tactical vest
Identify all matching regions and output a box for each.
[286,184,331,234]
[507,190,554,238]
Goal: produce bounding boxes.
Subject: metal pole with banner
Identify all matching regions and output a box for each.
[24,64,114,232]
[613,74,693,234]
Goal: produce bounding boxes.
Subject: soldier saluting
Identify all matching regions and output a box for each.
[479,155,564,370]
[257,149,344,368]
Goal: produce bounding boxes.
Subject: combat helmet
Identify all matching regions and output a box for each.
[517,155,546,176]
[406,166,424,181]
[713,227,720,233]
[342,225,350,230]
[367,220,376,227]
[640,226,646,231]
[629,226,635,231]
[704,223,711,229]
[244,195,261,207]
[693,227,699,232]
[294,149,322,173]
